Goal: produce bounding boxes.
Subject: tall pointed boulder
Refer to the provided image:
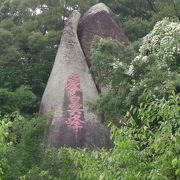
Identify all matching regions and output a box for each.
[39,10,110,148]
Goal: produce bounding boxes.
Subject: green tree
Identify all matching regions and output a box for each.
[0,86,37,115]
[90,18,180,125]
[0,0,99,114]
[101,0,179,41]
[67,85,180,179]
[0,119,11,178]
[1,112,48,179]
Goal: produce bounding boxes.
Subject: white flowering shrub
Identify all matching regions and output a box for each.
[130,18,180,75]
[123,18,180,101]
[90,18,180,123]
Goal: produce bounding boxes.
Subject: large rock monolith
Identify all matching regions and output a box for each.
[39,10,111,148]
[78,3,129,67]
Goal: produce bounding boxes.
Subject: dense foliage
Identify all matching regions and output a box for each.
[69,88,180,179]
[0,0,179,179]
[90,18,180,125]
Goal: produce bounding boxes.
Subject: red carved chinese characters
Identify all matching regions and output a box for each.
[66,74,80,95]
[65,73,84,130]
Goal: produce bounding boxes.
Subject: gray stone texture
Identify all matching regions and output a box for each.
[78,3,129,66]
[39,10,111,148]
[78,3,130,93]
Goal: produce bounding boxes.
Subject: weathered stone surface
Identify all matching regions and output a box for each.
[78,3,130,67]
[39,10,111,148]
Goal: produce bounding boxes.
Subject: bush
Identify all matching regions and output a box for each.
[123,17,151,41]
[67,87,180,179]
[0,86,37,115]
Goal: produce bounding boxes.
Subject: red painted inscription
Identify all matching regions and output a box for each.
[65,73,84,130]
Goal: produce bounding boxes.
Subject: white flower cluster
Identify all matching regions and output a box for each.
[112,59,123,69]
[127,64,134,76]
[130,18,180,75]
